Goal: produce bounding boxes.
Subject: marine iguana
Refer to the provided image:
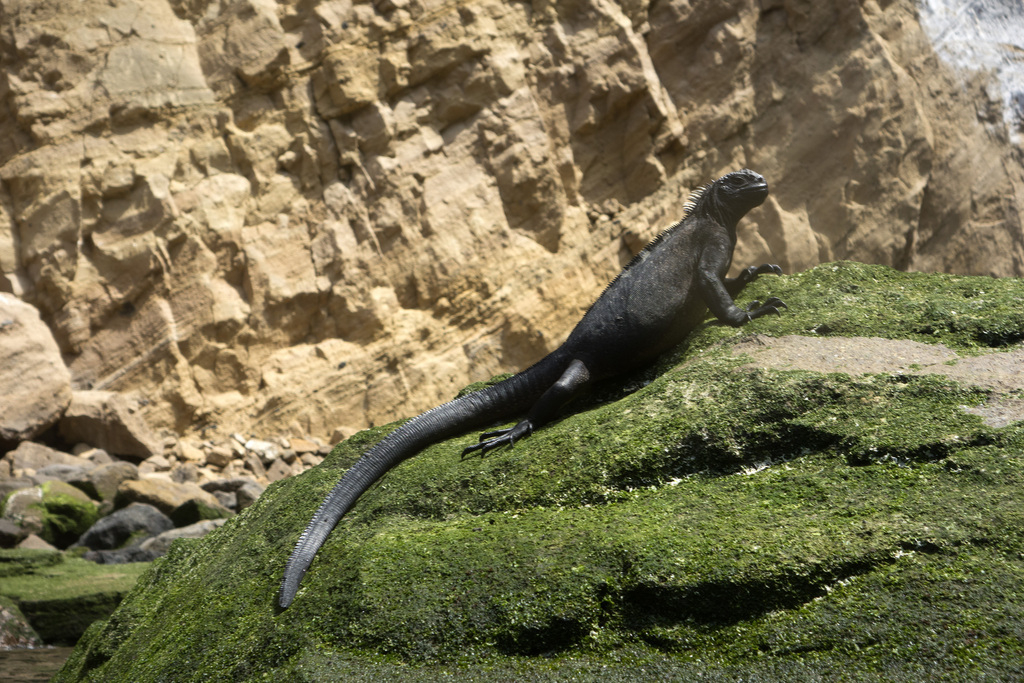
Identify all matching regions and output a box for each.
[279,168,785,608]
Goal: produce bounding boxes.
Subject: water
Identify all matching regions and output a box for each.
[918,0,1024,140]
[0,646,74,682]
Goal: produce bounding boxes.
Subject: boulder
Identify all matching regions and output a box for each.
[0,518,26,547]
[32,464,92,491]
[0,294,73,444]
[73,503,173,551]
[1,486,44,536]
[139,519,228,556]
[58,391,162,460]
[35,481,100,548]
[235,481,266,510]
[81,546,159,565]
[114,478,227,519]
[53,264,1024,681]
[85,461,139,503]
[0,598,43,649]
[0,549,149,645]
[211,490,236,510]
[168,498,233,527]
[0,477,36,506]
[3,442,83,473]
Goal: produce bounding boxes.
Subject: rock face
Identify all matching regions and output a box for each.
[0,0,1020,446]
[0,293,72,445]
[53,263,1024,680]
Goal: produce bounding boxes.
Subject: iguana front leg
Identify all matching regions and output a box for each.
[699,258,786,328]
[463,359,591,456]
[724,263,783,297]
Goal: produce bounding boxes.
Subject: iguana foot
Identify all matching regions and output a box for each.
[461,420,533,458]
[744,297,787,321]
[740,263,783,283]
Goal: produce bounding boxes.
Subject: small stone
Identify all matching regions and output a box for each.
[170,463,199,484]
[244,452,267,478]
[245,439,279,465]
[300,453,324,467]
[205,446,233,468]
[289,438,320,454]
[330,426,357,444]
[138,454,172,476]
[179,441,206,463]
[212,490,237,509]
[265,458,292,483]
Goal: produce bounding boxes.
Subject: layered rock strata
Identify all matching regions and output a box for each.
[0,0,1021,445]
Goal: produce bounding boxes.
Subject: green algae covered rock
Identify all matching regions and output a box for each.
[1,482,101,549]
[55,263,1024,681]
[0,548,148,644]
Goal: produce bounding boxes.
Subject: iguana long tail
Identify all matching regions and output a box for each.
[278,353,567,608]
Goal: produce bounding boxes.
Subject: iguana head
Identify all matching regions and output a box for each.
[695,169,769,228]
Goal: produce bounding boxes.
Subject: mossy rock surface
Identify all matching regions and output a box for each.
[54,263,1024,681]
[37,481,101,548]
[0,549,148,645]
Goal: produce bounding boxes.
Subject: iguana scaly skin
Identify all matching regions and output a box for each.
[278,169,785,608]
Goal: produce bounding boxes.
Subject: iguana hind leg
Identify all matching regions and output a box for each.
[462,359,592,456]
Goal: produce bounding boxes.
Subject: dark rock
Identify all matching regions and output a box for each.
[200,476,262,493]
[168,498,233,527]
[82,546,160,564]
[73,503,173,551]
[0,518,27,548]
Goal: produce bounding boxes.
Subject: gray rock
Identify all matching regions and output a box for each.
[73,503,173,551]
[82,546,159,564]
[1,486,44,536]
[170,463,199,484]
[235,481,265,510]
[0,477,36,501]
[139,518,227,556]
[32,464,93,493]
[212,490,237,509]
[200,476,261,493]
[86,461,139,502]
[3,441,82,472]
[0,517,27,547]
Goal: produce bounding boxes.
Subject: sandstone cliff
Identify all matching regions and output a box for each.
[1,0,1021,443]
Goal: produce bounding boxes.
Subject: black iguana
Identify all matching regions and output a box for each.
[279,168,785,608]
